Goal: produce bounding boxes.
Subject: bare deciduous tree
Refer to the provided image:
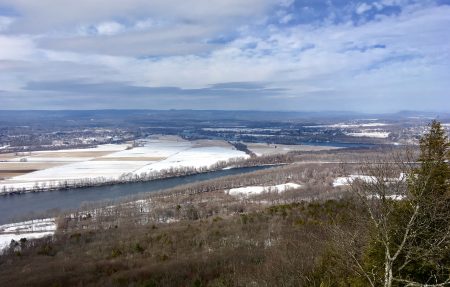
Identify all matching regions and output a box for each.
[344,121,450,287]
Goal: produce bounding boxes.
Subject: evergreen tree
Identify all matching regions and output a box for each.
[414,120,449,198]
[349,120,450,287]
[401,120,450,285]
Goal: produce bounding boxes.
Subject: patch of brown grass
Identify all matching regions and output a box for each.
[0,162,65,170]
[0,153,16,160]
[0,171,34,178]
[193,139,231,148]
[30,151,114,158]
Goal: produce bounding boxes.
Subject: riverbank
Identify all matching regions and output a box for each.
[0,165,275,225]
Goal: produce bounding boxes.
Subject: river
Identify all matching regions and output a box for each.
[0,166,273,224]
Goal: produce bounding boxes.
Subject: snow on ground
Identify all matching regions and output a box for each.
[20,157,94,163]
[5,144,129,163]
[370,194,406,200]
[0,160,155,190]
[305,123,389,128]
[333,174,376,187]
[0,136,249,192]
[101,138,192,159]
[226,183,302,197]
[134,146,248,173]
[9,160,154,182]
[0,218,56,233]
[333,175,377,187]
[333,176,406,200]
[333,173,405,187]
[345,131,390,138]
[0,232,54,252]
[43,144,129,153]
[246,143,341,156]
[0,218,56,251]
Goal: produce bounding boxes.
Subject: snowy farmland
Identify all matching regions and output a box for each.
[0,136,249,193]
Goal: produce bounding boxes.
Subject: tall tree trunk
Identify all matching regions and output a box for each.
[384,256,393,287]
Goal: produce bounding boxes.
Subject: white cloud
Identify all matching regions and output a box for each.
[279,13,294,24]
[95,21,124,36]
[134,18,161,30]
[356,2,373,14]
[0,35,36,60]
[278,0,295,8]
[2,0,278,33]
[0,16,15,31]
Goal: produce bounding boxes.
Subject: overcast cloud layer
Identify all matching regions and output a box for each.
[0,0,449,112]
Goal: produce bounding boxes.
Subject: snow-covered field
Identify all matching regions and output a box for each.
[9,160,155,182]
[226,183,302,197]
[134,146,247,173]
[345,130,390,138]
[246,143,341,156]
[4,144,129,163]
[0,218,56,251]
[306,122,389,128]
[0,136,249,192]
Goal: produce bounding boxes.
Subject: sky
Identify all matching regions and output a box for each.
[0,0,449,112]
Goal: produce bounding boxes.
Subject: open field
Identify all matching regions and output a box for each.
[0,162,67,179]
[29,151,114,158]
[9,160,156,182]
[92,157,167,161]
[14,151,125,163]
[1,144,129,163]
[192,139,232,148]
[0,162,66,170]
[0,171,36,178]
[245,142,342,156]
[0,136,248,192]
[0,153,16,161]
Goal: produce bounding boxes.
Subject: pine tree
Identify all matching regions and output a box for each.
[401,120,450,285]
[349,120,450,287]
[414,120,449,198]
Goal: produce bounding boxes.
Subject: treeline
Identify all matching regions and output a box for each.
[227,141,257,157]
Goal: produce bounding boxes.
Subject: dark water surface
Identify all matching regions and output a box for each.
[0,166,272,224]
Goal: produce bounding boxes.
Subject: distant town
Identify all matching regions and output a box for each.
[1,110,447,154]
